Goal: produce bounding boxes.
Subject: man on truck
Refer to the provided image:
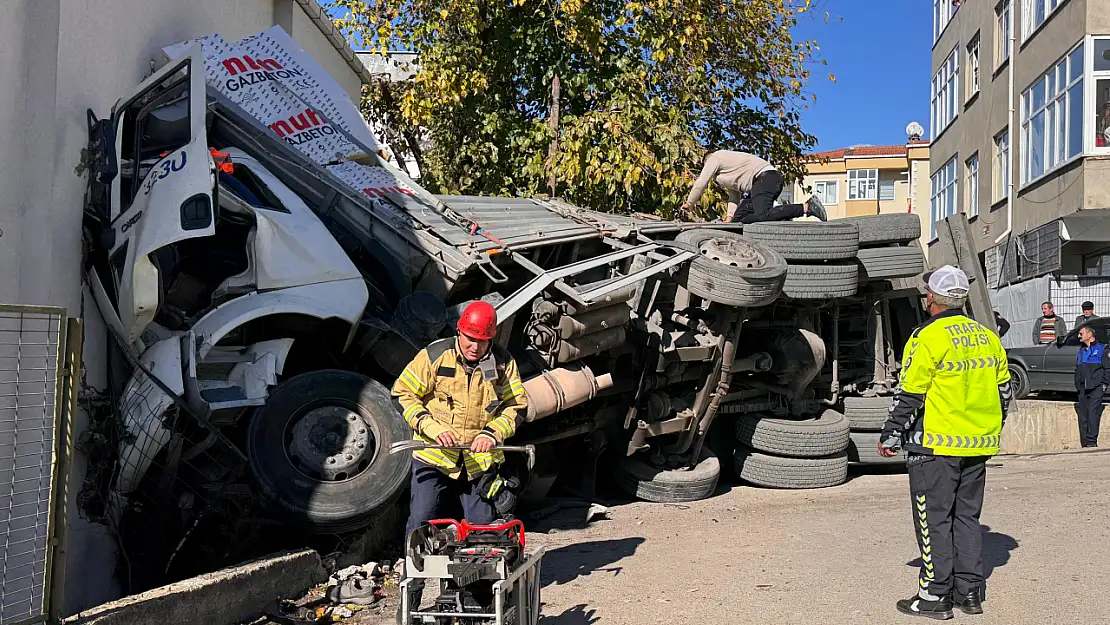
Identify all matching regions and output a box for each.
[680,149,828,223]
[879,265,1012,620]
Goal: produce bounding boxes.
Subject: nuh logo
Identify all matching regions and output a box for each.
[221,55,284,76]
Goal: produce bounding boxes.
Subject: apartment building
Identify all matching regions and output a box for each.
[929,0,1110,288]
[792,136,931,250]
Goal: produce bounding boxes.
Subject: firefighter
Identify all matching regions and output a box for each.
[879,265,1012,620]
[392,301,527,617]
[1074,324,1107,448]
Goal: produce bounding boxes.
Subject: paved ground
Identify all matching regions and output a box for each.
[271,450,1110,624]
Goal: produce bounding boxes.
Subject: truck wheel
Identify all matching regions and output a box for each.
[614,448,720,503]
[734,410,850,458]
[782,264,858,299]
[856,246,925,281]
[841,214,921,245]
[743,222,859,261]
[733,448,848,489]
[674,229,787,307]
[1008,363,1030,399]
[842,396,892,431]
[247,370,411,533]
[847,431,906,464]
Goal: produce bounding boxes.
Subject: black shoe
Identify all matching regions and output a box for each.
[954,590,984,615]
[806,196,828,221]
[896,594,954,620]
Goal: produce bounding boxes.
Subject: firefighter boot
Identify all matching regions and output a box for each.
[896,593,954,620]
[953,589,984,615]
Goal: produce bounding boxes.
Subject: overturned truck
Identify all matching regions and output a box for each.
[80,44,927,575]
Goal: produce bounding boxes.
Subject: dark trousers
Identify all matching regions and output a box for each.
[730,170,806,224]
[907,454,988,598]
[1076,386,1104,447]
[404,459,497,538]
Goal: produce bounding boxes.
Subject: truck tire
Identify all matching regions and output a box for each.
[841,214,921,245]
[847,431,907,464]
[733,449,848,489]
[842,396,892,431]
[734,410,850,458]
[674,229,787,307]
[743,222,859,261]
[247,370,411,533]
[782,264,858,299]
[614,448,720,503]
[856,246,925,281]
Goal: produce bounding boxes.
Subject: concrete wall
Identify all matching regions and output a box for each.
[1001,398,1110,453]
[0,0,366,616]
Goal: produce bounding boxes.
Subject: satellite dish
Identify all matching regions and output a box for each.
[906,122,925,140]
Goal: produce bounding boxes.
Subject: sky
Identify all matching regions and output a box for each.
[792,0,933,151]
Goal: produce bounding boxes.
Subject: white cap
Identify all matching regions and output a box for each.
[924,265,970,298]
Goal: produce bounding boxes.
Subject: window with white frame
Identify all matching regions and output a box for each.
[879,177,896,202]
[965,153,980,218]
[932,47,960,138]
[995,0,1012,67]
[931,156,958,239]
[1021,42,1083,185]
[1094,37,1110,151]
[993,128,1010,201]
[934,0,958,43]
[968,35,981,99]
[848,169,878,201]
[1022,0,1065,41]
[812,180,838,205]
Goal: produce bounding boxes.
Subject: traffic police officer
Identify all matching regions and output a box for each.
[1074,324,1107,448]
[880,265,1012,620]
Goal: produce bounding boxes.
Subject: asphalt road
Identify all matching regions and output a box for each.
[530,450,1110,624]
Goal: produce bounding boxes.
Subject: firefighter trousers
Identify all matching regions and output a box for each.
[404,459,497,538]
[907,453,988,598]
[1076,386,1104,447]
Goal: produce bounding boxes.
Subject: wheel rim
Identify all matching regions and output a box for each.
[1008,365,1026,397]
[698,236,768,269]
[286,405,378,482]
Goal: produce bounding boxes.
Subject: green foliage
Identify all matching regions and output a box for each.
[329,0,828,218]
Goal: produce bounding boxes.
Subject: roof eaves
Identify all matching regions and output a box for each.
[294,0,374,85]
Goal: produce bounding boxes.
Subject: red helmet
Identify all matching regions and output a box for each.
[457,301,497,340]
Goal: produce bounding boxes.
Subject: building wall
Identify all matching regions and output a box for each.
[0,0,366,615]
[291,4,363,101]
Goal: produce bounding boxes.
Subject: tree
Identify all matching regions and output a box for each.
[329,0,828,218]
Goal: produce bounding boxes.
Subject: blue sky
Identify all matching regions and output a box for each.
[793,1,933,151]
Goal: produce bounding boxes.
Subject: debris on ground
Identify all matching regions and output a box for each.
[326,562,387,605]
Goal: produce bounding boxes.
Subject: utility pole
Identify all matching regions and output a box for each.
[934,213,997,334]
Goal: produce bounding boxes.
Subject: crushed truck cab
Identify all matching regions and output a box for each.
[81,31,928,550]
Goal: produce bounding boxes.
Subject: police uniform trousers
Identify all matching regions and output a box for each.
[1076,385,1103,447]
[907,453,989,598]
[404,459,497,537]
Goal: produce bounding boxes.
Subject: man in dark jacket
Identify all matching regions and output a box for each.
[1033,301,1067,345]
[1075,301,1098,328]
[1074,325,1108,448]
[994,311,1010,339]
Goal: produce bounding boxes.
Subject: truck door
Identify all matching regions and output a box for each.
[108,45,214,344]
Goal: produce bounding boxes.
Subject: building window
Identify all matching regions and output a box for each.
[1022,0,1065,41]
[931,156,958,239]
[995,0,1011,67]
[848,169,878,201]
[1021,42,1083,185]
[934,0,958,43]
[967,35,981,100]
[879,177,896,202]
[993,128,1010,201]
[965,153,979,218]
[1094,37,1110,151]
[932,47,960,138]
[812,180,838,205]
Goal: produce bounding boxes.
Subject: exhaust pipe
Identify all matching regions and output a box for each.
[524,365,614,422]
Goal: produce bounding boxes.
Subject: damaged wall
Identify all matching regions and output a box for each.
[0,0,369,617]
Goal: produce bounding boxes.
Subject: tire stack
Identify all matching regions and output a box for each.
[840,214,924,284]
[743,221,861,300]
[732,409,851,488]
[842,396,906,465]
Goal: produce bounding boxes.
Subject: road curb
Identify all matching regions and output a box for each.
[62,550,325,625]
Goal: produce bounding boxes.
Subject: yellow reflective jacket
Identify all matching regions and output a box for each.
[391,338,527,479]
[881,310,1012,456]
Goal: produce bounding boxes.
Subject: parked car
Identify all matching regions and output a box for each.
[1006,317,1110,398]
